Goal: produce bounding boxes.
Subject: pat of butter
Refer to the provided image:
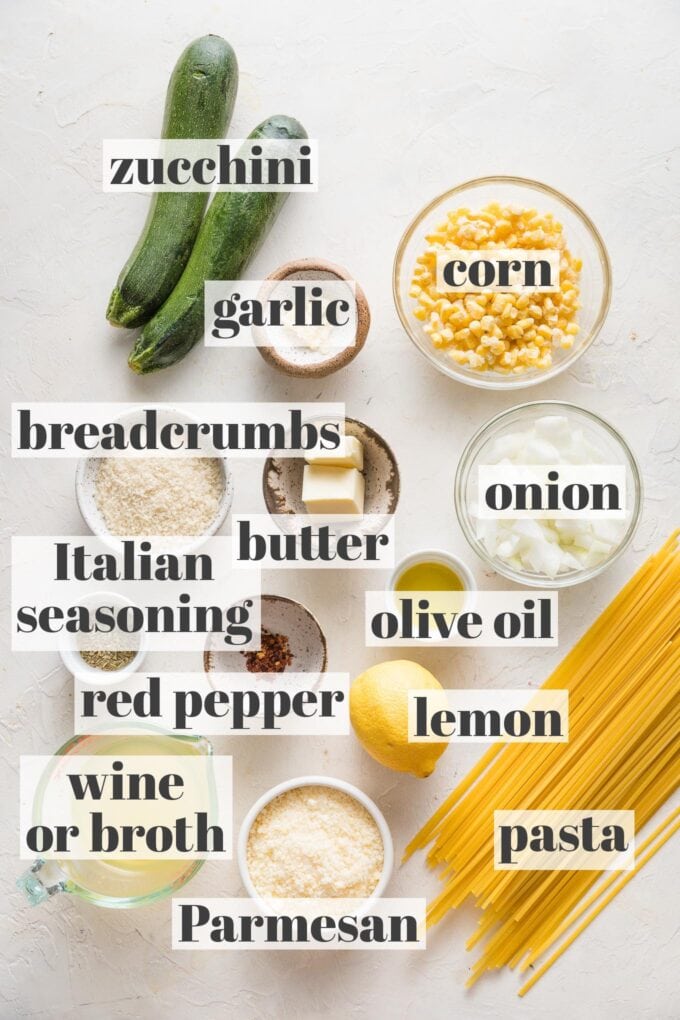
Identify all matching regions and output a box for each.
[302,465,365,516]
[305,436,364,471]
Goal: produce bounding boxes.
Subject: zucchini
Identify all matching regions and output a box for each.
[128,115,307,374]
[107,35,238,328]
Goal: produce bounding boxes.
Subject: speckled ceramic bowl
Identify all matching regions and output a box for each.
[254,258,370,378]
[204,595,328,679]
[262,417,400,533]
[75,407,233,550]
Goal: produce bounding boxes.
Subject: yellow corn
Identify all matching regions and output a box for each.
[409,201,582,374]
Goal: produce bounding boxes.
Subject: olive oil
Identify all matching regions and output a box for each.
[395,561,464,593]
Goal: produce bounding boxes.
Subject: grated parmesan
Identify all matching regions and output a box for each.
[246,785,384,899]
[94,457,224,536]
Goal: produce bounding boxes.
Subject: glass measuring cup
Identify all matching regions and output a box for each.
[18,730,214,909]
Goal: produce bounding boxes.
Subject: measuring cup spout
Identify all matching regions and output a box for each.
[17,859,66,906]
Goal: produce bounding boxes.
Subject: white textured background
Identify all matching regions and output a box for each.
[1,0,679,1017]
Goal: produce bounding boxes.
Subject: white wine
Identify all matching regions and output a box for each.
[58,733,208,902]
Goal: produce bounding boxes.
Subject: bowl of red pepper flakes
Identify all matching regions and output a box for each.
[204,595,328,682]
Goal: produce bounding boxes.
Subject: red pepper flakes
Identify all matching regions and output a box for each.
[241,629,293,673]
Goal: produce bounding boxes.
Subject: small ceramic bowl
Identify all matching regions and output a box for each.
[262,417,400,533]
[204,595,328,680]
[237,775,394,916]
[255,258,370,378]
[59,591,148,686]
[75,407,233,548]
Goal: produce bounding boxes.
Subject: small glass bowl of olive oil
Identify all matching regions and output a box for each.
[389,549,476,613]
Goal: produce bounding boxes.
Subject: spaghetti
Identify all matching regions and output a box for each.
[405,532,680,993]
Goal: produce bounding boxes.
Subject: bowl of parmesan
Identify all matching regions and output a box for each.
[238,776,393,916]
[75,408,233,546]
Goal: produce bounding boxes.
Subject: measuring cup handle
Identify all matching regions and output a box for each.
[17,859,66,906]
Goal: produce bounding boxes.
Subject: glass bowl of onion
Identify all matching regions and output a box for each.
[455,401,642,588]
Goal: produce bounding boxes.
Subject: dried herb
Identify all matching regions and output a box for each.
[80,649,136,671]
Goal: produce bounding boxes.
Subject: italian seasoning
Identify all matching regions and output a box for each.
[80,649,136,671]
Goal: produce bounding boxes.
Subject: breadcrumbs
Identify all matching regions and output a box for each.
[94,457,224,536]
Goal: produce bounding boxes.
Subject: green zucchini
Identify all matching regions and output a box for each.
[128,115,307,374]
[107,35,238,328]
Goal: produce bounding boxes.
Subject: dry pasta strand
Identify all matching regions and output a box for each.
[407,532,680,993]
[518,809,680,996]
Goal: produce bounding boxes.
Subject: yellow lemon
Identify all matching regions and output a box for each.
[350,659,449,778]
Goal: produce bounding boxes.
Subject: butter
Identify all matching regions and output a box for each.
[302,465,365,516]
[305,436,364,471]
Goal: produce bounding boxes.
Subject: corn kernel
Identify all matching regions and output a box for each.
[410,200,581,375]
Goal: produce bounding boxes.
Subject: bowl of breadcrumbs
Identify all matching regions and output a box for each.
[75,409,233,546]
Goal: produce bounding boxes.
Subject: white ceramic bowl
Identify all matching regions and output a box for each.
[238,775,394,916]
[58,590,148,685]
[75,407,233,549]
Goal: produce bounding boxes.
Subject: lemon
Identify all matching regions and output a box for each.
[350,659,449,778]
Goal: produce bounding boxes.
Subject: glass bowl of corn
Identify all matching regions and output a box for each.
[393,177,611,389]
